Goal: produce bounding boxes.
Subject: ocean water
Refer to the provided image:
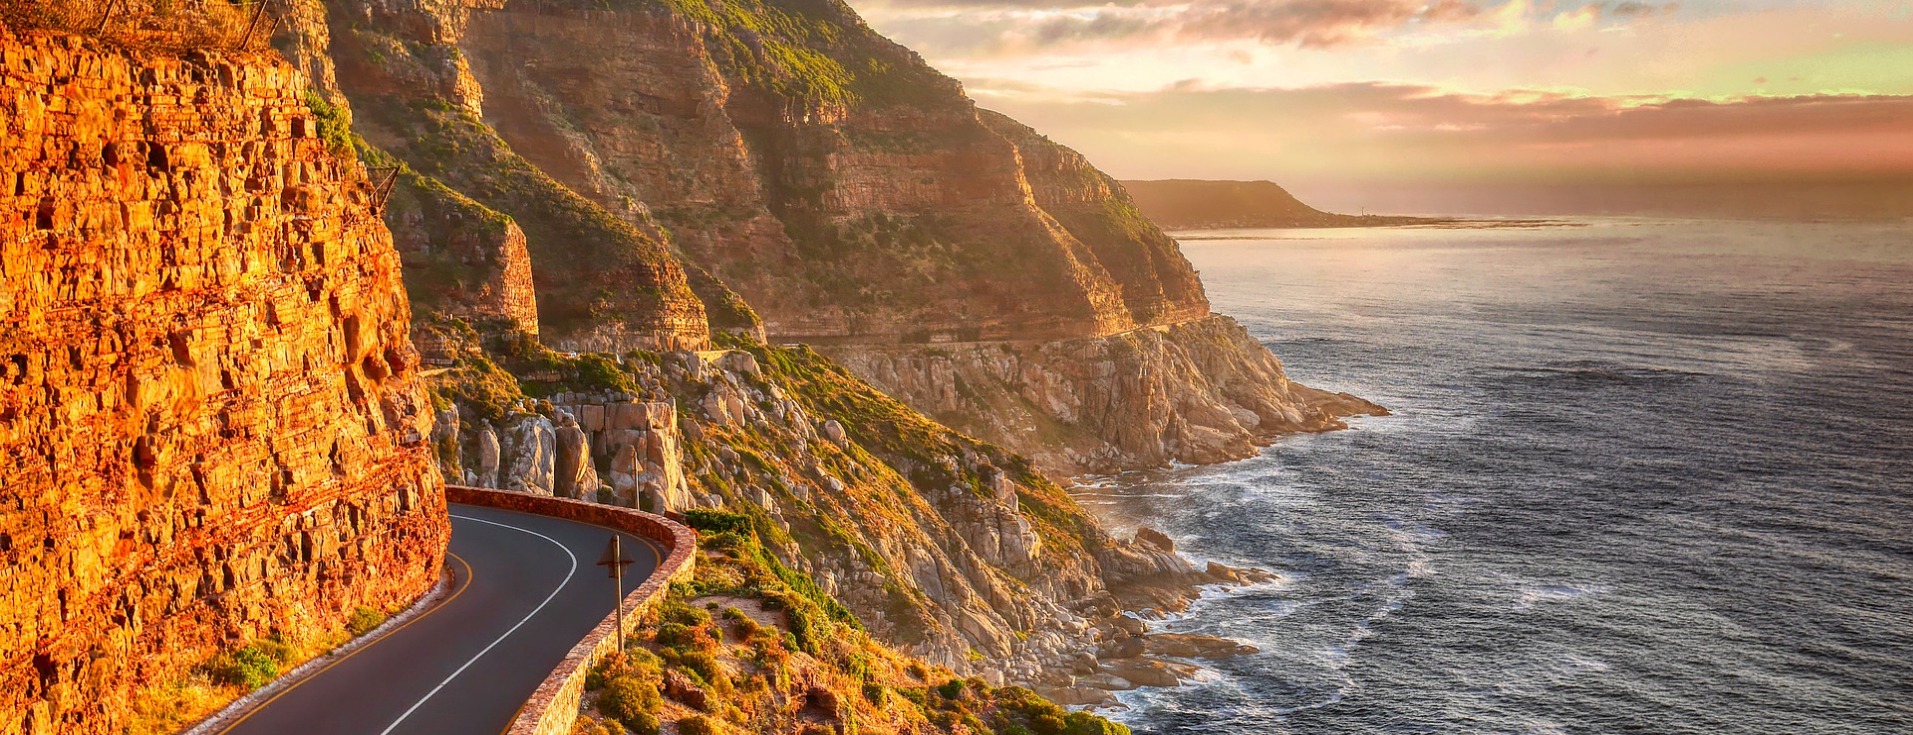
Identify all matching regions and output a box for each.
[1079,219,1913,734]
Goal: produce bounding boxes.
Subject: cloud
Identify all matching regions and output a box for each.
[1553,3,1602,31]
[1552,1,1679,31]
[868,1,1501,55]
[861,0,1689,58]
[969,81,1913,187]
[1610,1,1679,18]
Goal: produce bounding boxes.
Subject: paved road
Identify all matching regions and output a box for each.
[217,504,663,735]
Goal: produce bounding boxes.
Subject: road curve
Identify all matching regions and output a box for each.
[216,503,664,735]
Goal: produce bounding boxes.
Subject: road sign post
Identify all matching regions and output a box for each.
[597,536,636,651]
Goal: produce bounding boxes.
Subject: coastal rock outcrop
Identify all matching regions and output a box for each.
[833,315,1388,475]
[0,29,447,734]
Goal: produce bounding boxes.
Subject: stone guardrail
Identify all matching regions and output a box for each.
[446,486,697,735]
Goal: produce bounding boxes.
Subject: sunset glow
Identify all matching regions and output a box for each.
[849,0,1913,212]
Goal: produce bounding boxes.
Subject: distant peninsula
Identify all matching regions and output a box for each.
[1122,178,1447,229]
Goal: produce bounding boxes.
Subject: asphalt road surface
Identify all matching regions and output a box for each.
[217,503,663,735]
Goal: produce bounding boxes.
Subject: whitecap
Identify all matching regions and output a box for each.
[1512,582,1610,611]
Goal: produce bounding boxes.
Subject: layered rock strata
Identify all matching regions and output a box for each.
[0,30,447,734]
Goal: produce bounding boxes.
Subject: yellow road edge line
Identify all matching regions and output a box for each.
[212,553,475,735]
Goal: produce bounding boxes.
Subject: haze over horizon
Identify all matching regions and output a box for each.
[847,0,1913,216]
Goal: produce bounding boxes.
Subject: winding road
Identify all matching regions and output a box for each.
[215,504,663,735]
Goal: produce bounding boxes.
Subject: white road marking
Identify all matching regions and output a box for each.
[377,514,580,735]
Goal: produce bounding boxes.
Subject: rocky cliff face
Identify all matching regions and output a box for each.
[315,0,717,352]
[0,29,447,734]
[445,3,1177,342]
[831,316,1387,475]
[297,0,1370,476]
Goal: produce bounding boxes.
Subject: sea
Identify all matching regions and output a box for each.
[1075,218,1913,734]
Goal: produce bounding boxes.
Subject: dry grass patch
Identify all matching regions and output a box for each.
[0,0,268,52]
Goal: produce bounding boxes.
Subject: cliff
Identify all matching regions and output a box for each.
[1122,178,1439,229]
[305,0,1210,346]
[446,1,1210,343]
[831,317,1386,475]
[0,28,447,734]
[304,0,1370,477]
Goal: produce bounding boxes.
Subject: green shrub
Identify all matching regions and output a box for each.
[655,622,718,651]
[675,650,724,685]
[346,607,386,636]
[936,678,966,700]
[595,675,661,729]
[683,509,753,535]
[622,712,660,735]
[303,90,357,157]
[677,716,723,735]
[660,601,713,628]
[207,644,281,689]
[1062,711,1131,735]
[723,608,761,640]
[1030,713,1067,735]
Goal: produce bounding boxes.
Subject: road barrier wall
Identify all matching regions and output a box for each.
[446,486,697,735]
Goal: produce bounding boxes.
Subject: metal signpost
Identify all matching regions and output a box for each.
[596,536,637,650]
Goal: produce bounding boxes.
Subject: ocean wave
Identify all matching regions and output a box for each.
[1486,362,1709,386]
[1512,582,1611,611]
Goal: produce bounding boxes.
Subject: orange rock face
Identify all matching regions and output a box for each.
[0,30,448,734]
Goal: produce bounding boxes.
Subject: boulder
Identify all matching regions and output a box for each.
[718,350,761,378]
[1135,526,1176,553]
[476,421,501,489]
[821,419,848,446]
[1144,632,1258,659]
[1098,657,1192,688]
[553,413,590,499]
[501,415,556,495]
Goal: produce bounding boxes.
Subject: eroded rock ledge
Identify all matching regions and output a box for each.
[829,314,1388,477]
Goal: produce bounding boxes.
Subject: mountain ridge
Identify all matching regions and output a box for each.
[1122,178,1440,229]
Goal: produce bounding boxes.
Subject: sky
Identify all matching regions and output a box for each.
[845,0,1913,214]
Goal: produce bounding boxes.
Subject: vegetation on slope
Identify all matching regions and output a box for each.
[573,510,1128,735]
[725,335,1104,558]
[581,0,959,107]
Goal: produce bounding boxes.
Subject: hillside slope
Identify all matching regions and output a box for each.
[1123,178,1433,229]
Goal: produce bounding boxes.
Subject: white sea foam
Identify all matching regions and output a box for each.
[1512,582,1610,611]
